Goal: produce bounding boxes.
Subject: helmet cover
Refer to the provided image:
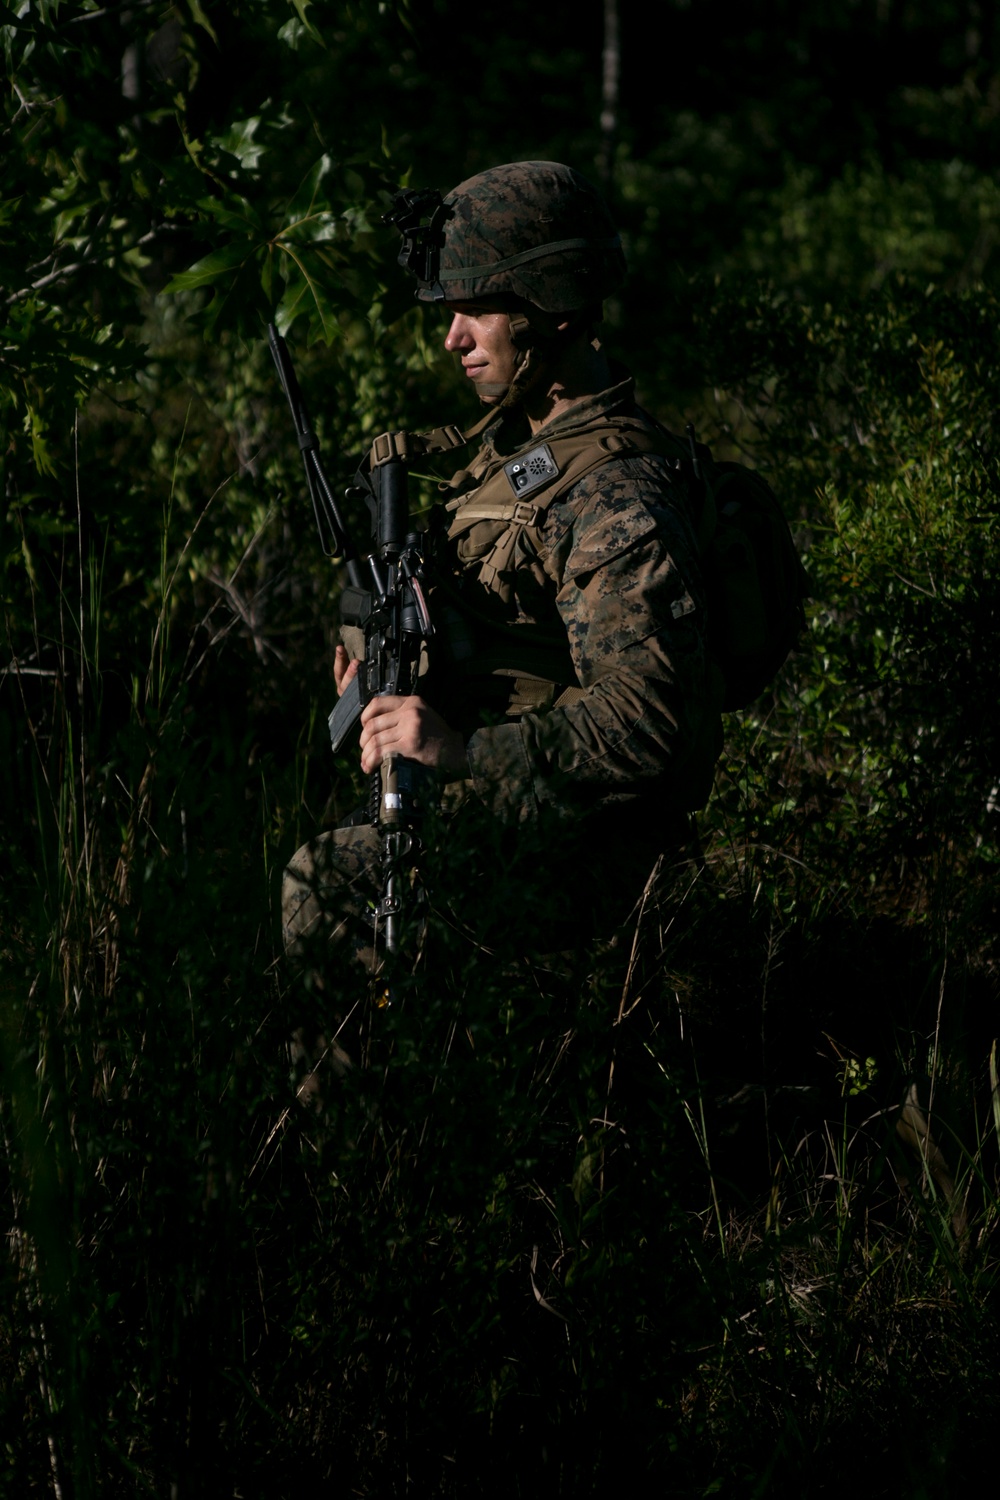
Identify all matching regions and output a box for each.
[388,161,626,312]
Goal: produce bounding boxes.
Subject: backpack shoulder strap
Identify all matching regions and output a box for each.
[445,421,689,538]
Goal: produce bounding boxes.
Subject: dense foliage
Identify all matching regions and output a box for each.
[3,2,1000,1494]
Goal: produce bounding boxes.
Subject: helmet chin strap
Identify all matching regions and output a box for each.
[474,311,571,410]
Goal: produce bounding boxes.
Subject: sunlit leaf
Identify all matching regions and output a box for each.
[217,117,265,174]
[185,0,218,45]
[289,0,325,47]
[283,154,335,225]
[275,243,341,343]
[274,275,315,335]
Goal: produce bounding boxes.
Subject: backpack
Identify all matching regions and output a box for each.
[694,453,808,710]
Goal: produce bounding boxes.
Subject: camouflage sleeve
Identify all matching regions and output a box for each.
[465,453,721,824]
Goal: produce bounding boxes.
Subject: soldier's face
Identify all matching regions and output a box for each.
[443,302,518,401]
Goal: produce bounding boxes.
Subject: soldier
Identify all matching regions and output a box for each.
[282,160,724,1014]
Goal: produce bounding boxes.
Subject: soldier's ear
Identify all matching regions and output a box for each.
[552,311,595,341]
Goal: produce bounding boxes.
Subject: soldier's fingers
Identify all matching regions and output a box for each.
[359,727,385,773]
[359,719,386,757]
[359,712,406,772]
[361,694,405,726]
[334,646,360,697]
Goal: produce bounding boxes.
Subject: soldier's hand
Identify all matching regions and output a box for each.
[334,644,360,697]
[359,695,470,780]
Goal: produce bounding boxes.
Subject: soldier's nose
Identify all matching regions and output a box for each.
[444,315,474,352]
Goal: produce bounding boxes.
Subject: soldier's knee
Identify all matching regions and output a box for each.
[282,842,324,958]
[281,826,382,960]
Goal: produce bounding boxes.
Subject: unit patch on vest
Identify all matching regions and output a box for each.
[504,443,559,498]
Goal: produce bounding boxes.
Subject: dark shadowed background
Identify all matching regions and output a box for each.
[2,2,1000,1494]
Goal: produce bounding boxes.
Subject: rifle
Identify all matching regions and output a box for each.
[268,323,436,955]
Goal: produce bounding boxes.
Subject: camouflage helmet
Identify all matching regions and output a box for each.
[387,161,626,312]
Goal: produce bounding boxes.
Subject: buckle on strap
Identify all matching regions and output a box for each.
[511,500,538,525]
[422,424,466,454]
[371,430,410,466]
[370,424,468,468]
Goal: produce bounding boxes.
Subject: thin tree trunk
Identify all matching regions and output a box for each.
[599,0,620,195]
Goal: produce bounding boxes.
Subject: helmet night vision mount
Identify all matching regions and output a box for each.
[384,188,451,301]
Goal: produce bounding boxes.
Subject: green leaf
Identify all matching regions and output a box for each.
[275,245,341,343]
[185,0,218,45]
[288,0,325,47]
[278,18,307,50]
[27,403,56,477]
[217,117,265,174]
[195,195,266,238]
[274,276,314,335]
[163,242,254,293]
[259,250,285,312]
[198,252,270,339]
[283,155,335,226]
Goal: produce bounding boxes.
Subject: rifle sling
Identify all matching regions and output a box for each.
[369,410,494,469]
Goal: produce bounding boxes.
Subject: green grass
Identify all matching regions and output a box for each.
[4,286,1000,1496]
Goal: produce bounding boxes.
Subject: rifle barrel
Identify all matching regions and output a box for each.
[268,323,365,589]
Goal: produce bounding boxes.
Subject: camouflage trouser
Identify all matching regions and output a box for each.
[282,824,383,969]
[282,800,682,972]
[280,788,697,1114]
[281,825,385,1102]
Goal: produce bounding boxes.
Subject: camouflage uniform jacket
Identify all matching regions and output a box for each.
[425,369,723,830]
